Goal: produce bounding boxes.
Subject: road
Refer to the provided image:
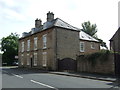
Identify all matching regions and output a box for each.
[1,66,118,89]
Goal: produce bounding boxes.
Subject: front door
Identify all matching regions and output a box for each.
[31,58,33,67]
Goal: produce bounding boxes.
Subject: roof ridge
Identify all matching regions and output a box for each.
[54,18,59,25]
[57,18,80,29]
[80,30,99,42]
[80,29,96,38]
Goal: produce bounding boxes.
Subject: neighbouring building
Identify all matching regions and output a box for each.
[110,27,120,76]
[110,27,120,52]
[18,12,100,71]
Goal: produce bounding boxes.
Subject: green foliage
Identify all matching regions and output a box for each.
[77,50,110,67]
[81,21,97,37]
[95,38,108,49]
[1,33,19,65]
[81,21,108,49]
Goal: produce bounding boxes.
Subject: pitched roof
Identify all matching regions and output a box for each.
[79,30,99,42]
[110,27,120,41]
[20,18,99,42]
[43,18,80,31]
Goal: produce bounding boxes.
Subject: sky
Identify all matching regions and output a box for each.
[0,0,119,49]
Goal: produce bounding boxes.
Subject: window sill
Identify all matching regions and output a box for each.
[80,51,85,52]
[34,49,38,51]
[42,47,47,50]
[33,65,37,66]
[91,48,95,49]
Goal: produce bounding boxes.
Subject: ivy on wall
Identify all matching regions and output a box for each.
[77,50,111,67]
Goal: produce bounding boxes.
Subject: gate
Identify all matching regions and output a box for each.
[58,58,77,71]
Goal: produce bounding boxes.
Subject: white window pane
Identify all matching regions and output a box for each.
[27,40,30,51]
[80,42,85,52]
[91,42,95,49]
[21,54,24,65]
[21,42,24,52]
[34,37,38,50]
[27,54,30,65]
[42,52,47,66]
[34,53,37,66]
[43,34,47,49]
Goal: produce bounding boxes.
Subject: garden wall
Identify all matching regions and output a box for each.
[77,53,115,75]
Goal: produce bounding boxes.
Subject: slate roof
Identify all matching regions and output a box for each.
[79,31,99,42]
[110,27,120,41]
[20,18,99,42]
[42,18,80,31]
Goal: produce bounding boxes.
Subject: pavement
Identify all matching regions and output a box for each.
[16,67,116,82]
[49,71,116,82]
[3,67,118,88]
[2,66,117,82]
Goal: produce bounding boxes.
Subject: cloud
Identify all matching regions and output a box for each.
[0,0,29,22]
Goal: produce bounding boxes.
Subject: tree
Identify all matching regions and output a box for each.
[1,33,19,65]
[81,21,108,49]
[81,21,97,37]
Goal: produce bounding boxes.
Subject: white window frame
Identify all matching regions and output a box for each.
[33,53,37,66]
[42,52,47,67]
[91,42,95,49]
[27,54,30,65]
[34,37,38,50]
[80,42,85,52]
[27,40,30,51]
[42,34,47,49]
[21,42,24,52]
[21,54,24,65]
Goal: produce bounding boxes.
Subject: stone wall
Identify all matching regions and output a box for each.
[77,53,115,74]
[79,40,100,55]
[56,28,80,60]
[18,28,56,70]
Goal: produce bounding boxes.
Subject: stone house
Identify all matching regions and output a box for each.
[110,27,120,76]
[110,27,120,52]
[18,12,100,71]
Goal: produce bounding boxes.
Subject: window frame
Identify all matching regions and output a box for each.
[27,40,30,51]
[91,42,95,49]
[42,52,47,67]
[21,41,24,52]
[34,37,38,50]
[21,54,24,65]
[27,54,30,65]
[80,42,85,52]
[33,53,37,66]
[42,34,47,49]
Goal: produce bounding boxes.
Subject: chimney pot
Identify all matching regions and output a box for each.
[47,11,54,22]
[35,18,42,28]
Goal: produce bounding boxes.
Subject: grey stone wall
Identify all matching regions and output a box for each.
[56,28,80,60]
[77,53,115,74]
[18,28,56,70]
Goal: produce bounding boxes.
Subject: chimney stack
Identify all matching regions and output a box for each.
[35,18,42,28]
[47,11,54,22]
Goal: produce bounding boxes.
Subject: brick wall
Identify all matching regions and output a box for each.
[79,40,100,55]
